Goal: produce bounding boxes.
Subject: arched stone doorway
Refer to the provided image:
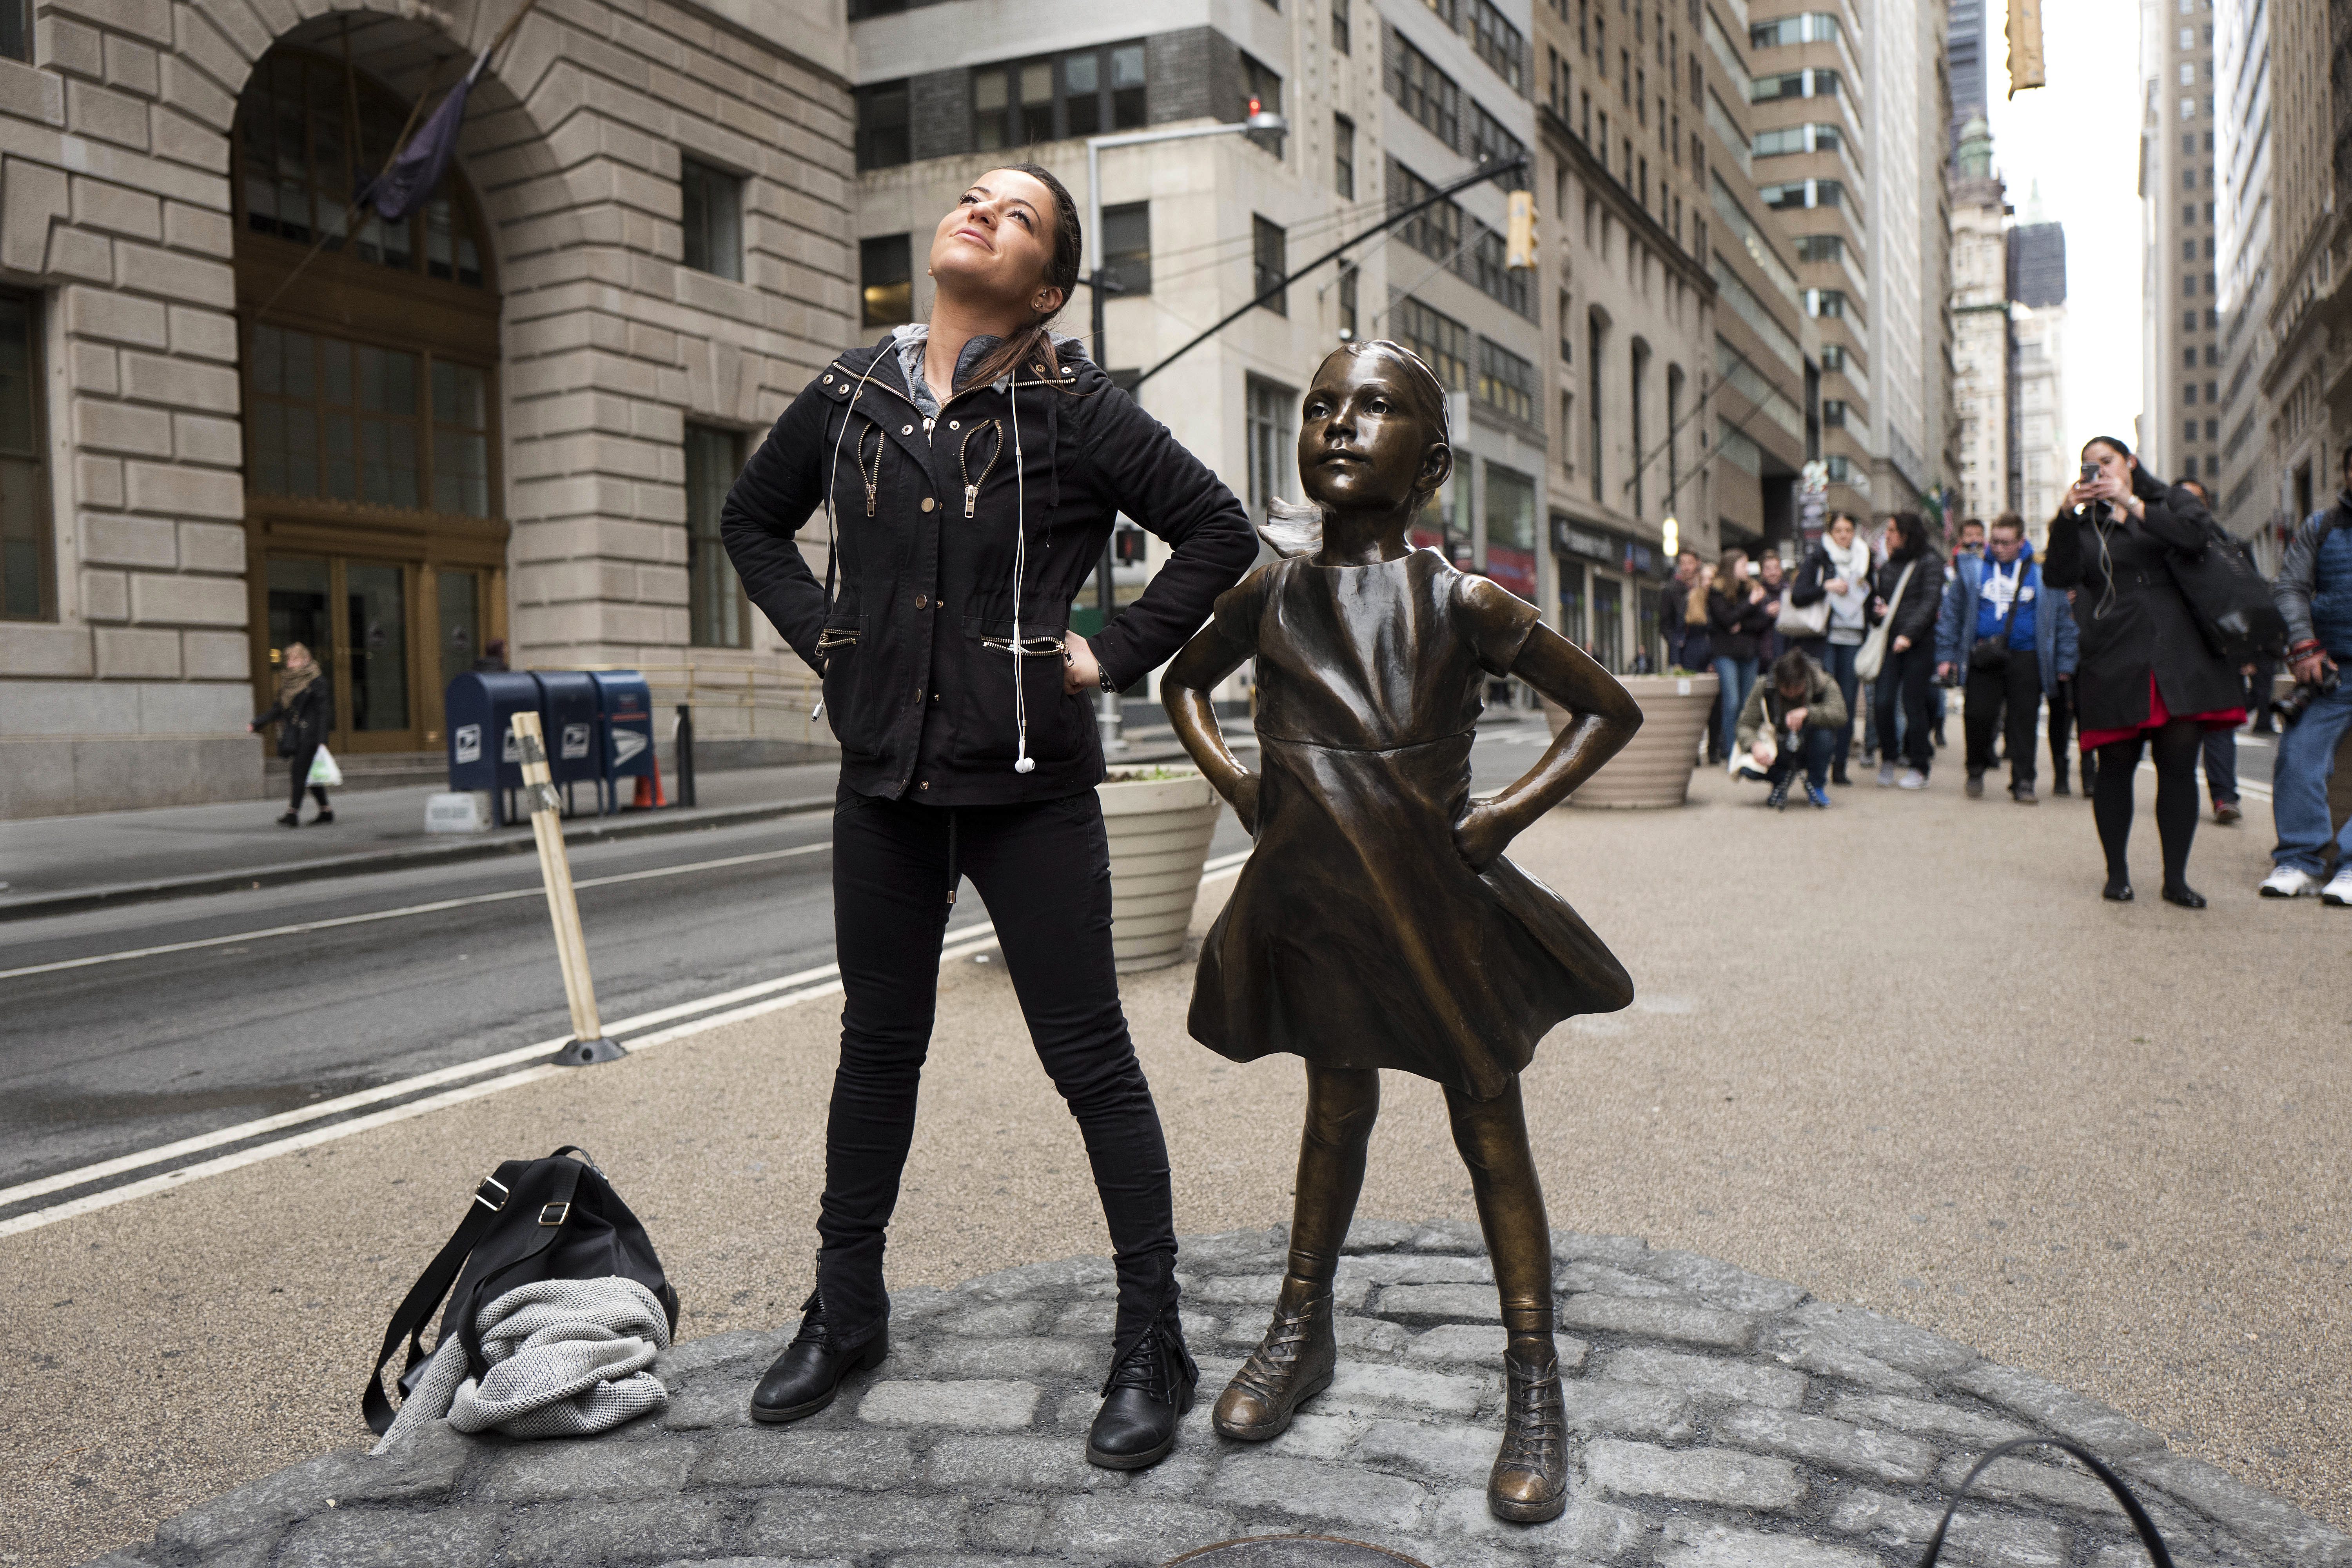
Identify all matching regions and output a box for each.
[234,22,503,760]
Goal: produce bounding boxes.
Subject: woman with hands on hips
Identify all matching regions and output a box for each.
[1160,341,1642,1526]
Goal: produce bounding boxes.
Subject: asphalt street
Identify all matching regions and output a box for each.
[0,719,1557,1208]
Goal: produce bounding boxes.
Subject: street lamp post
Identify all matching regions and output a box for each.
[1079,105,1287,753]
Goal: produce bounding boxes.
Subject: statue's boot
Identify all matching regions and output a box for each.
[1212,1274,1336,1440]
[1487,1335,1569,1522]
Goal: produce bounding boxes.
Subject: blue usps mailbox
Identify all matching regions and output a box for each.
[444,670,541,825]
[533,670,602,811]
[590,670,655,811]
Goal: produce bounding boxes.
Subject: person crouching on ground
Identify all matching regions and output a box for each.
[1935,512,2075,804]
[718,164,1259,1468]
[247,641,334,828]
[1161,340,1642,1524]
[2260,441,2352,904]
[1737,650,1848,810]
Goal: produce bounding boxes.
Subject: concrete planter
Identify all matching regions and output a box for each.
[1097,768,1223,972]
[1545,673,1721,808]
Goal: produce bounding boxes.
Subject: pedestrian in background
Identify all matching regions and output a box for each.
[2174,478,2248,825]
[1937,513,2074,803]
[1790,511,1871,784]
[248,641,334,829]
[1737,650,1847,809]
[1868,512,1945,790]
[1661,550,1714,673]
[2259,444,2352,903]
[2044,437,2245,907]
[1754,550,1788,667]
[1707,549,1771,768]
[2046,589,2090,795]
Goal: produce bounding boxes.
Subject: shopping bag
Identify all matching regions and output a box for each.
[309,746,344,788]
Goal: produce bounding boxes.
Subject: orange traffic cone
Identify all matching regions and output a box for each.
[631,755,668,809]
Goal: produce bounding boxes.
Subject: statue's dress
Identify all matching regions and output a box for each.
[1190,549,1634,1100]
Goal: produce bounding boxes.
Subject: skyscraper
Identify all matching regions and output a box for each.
[2139,0,2219,486]
[2008,209,2068,532]
[1950,119,2010,526]
[1946,0,1988,149]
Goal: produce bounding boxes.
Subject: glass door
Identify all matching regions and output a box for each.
[344,560,410,740]
[266,556,335,717]
[1593,574,1625,674]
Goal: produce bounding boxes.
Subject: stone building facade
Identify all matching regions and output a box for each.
[0,0,853,817]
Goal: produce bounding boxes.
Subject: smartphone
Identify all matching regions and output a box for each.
[2079,461,2101,483]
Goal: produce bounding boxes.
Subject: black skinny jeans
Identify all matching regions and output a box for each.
[285,743,329,813]
[1963,648,2042,788]
[1871,643,1937,773]
[818,788,1178,1352]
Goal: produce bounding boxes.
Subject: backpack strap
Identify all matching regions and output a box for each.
[454,1154,589,1377]
[363,1161,526,1436]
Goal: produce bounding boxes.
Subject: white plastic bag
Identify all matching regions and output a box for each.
[307,746,344,788]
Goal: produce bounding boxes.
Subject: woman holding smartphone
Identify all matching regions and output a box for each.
[2043,436,2243,904]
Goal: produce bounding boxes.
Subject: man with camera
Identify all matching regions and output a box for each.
[2260,445,2352,902]
[1937,514,2074,803]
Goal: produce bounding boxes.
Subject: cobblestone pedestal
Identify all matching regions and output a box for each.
[91,1223,2352,1568]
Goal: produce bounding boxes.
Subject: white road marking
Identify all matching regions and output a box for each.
[0,848,1254,1237]
[0,842,833,982]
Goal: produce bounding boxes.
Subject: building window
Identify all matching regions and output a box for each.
[1390,159,1464,261]
[1388,30,1461,146]
[1588,312,1606,501]
[1333,0,1352,53]
[686,425,748,648]
[1753,123,1841,157]
[1253,215,1288,315]
[431,359,491,517]
[681,158,744,281]
[1484,461,1537,598]
[1470,100,1529,186]
[974,42,1147,150]
[1470,0,1527,90]
[1477,336,1538,426]
[0,0,25,62]
[1759,178,1842,210]
[860,234,914,328]
[1102,202,1151,295]
[235,50,486,288]
[1820,343,1846,371]
[0,292,49,621]
[1805,289,1846,318]
[1751,68,1840,101]
[1474,227,1533,317]
[1821,398,1847,427]
[1424,0,1461,25]
[1750,12,1840,47]
[1392,294,1471,390]
[1338,265,1359,338]
[249,325,406,510]
[1796,233,1844,262]
[1334,114,1356,198]
[855,81,911,170]
[1245,376,1298,518]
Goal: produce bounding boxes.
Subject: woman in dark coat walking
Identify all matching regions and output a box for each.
[1867,512,1945,788]
[2043,436,2245,905]
[720,163,1258,1467]
[248,641,334,827]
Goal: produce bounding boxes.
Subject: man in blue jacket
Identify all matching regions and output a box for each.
[2261,443,2352,902]
[1937,512,2078,803]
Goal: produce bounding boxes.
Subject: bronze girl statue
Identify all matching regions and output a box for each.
[1162,341,1642,1522]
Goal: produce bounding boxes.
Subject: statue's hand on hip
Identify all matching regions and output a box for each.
[1452,800,1510,871]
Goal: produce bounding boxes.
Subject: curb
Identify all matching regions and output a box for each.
[0,795,834,924]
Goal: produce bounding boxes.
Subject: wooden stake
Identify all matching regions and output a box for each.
[511,710,622,1064]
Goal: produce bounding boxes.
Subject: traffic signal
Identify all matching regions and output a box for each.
[1506,191,1537,270]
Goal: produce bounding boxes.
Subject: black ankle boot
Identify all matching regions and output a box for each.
[1086,1303,1197,1470]
[751,1292,886,1424]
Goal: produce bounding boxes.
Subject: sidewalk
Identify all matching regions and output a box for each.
[7,756,2345,1566]
[0,720,1229,920]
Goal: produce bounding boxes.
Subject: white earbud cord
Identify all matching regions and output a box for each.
[1009,377,1035,774]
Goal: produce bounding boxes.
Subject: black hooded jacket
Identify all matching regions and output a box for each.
[721,334,1258,805]
[1867,539,1945,648]
[2043,468,2244,730]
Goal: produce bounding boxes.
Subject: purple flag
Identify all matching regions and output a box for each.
[361,54,486,223]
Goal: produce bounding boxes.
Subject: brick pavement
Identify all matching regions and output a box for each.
[83,1221,2351,1568]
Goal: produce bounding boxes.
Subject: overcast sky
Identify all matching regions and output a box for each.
[1982,2,2145,461]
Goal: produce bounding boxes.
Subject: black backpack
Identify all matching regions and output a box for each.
[363,1147,680,1435]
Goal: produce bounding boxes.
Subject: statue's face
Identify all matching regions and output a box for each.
[1298,350,1449,515]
